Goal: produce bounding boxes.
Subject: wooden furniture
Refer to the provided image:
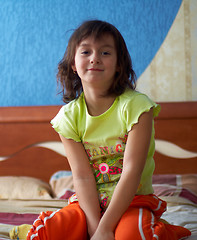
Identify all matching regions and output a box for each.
[0,102,196,182]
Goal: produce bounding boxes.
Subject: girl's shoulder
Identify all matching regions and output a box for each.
[119,89,160,118]
[51,94,85,126]
[61,93,85,115]
[51,94,85,142]
[119,89,152,105]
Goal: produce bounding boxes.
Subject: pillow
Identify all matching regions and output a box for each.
[49,172,197,203]
[0,176,54,200]
[50,171,74,199]
[153,174,197,204]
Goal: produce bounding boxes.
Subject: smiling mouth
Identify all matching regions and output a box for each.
[88,68,104,72]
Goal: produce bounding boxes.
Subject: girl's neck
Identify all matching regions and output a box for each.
[83,89,116,117]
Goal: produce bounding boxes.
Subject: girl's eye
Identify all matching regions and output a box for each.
[102,51,110,55]
[81,51,89,55]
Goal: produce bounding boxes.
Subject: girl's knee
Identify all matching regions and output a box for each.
[115,207,139,239]
[27,203,88,240]
[115,207,153,240]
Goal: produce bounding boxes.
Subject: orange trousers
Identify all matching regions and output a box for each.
[27,194,191,240]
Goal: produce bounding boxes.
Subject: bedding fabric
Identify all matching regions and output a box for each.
[26,195,191,240]
[0,177,54,200]
[161,196,197,239]
[0,173,197,239]
[153,174,197,204]
[0,199,66,240]
[1,198,196,240]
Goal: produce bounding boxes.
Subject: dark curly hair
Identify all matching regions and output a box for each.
[57,20,137,103]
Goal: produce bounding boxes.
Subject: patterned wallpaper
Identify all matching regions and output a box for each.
[1,0,192,106]
[137,0,197,102]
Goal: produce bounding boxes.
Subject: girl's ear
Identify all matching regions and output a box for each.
[116,64,120,73]
[71,64,78,75]
[71,64,76,72]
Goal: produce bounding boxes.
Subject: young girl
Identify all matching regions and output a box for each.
[26,20,190,240]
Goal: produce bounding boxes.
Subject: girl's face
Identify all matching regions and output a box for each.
[72,34,118,92]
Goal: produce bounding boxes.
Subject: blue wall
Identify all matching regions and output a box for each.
[0,0,182,106]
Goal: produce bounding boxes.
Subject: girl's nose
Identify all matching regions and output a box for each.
[90,53,100,64]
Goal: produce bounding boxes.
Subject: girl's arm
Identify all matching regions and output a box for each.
[59,135,101,238]
[91,109,153,240]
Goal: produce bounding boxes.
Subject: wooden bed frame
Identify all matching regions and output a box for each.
[0,102,197,182]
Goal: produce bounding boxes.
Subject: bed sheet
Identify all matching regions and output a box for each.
[161,196,197,239]
[0,199,67,240]
[0,197,197,240]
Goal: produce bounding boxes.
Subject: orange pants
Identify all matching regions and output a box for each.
[27,195,191,240]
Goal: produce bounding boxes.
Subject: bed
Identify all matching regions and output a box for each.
[0,102,197,239]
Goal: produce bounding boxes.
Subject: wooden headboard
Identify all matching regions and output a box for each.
[0,102,197,182]
[0,106,69,182]
[154,101,197,174]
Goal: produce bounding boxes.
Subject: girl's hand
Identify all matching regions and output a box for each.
[91,230,115,240]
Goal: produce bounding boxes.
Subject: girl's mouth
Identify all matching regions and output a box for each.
[88,68,104,72]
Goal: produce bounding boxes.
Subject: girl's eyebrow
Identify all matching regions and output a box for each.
[79,43,115,49]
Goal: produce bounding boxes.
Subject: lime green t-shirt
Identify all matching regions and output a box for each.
[51,89,160,210]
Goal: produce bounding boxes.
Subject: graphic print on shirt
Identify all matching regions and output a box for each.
[83,134,128,187]
[93,158,123,183]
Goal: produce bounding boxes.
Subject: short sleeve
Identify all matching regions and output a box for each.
[51,105,81,142]
[123,93,160,132]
